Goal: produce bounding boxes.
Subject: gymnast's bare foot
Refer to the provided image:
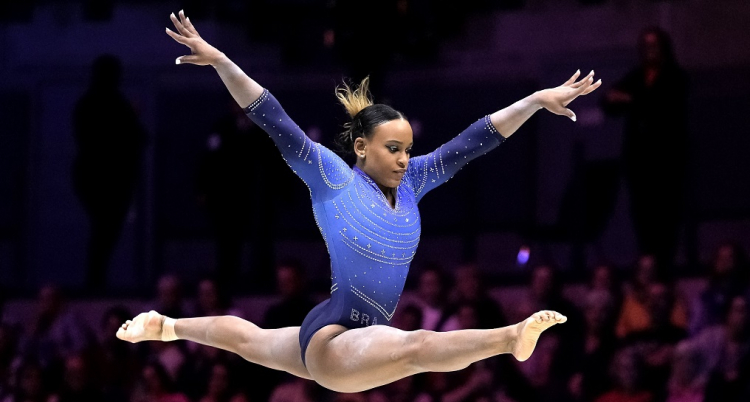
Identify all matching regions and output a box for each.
[512,310,567,362]
[116,310,165,343]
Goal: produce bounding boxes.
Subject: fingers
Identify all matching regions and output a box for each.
[170,11,192,37]
[563,69,581,86]
[165,27,189,45]
[582,78,602,95]
[566,109,577,122]
[175,55,201,65]
[570,70,595,89]
[179,10,200,36]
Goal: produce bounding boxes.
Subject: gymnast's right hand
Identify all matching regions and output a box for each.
[166,10,224,66]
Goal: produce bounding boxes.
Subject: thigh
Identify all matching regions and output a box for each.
[304,324,425,393]
[238,326,312,380]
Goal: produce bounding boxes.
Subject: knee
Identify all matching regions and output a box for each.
[399,329,431,369]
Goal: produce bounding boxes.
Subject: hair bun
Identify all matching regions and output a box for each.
[335,76,374,118]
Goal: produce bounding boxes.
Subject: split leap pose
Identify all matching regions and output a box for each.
[118,10,602,394]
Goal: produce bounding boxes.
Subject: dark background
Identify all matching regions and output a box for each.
[1,0,749,297]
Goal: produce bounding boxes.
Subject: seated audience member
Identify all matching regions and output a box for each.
[411,262,458,332]
[595,347,654,402]
[257,260,318,400]
[623,282,688,401]
[177,343,232,401]
[665,341,705,402]
[267,377,326,402]
[262,259,317,329]
[616,254,688,339]
[698,295,750,402]
[197,362,250,402]
[56,354,103,402]
[588,263,623,315]
[93,305,139,402]
[391,304,424,332]
[130,360,190,402]
[515,264,584,393]
[0,324,20,398]
[1,359,58,402]
[690,241,749,335]
[148,274,193,320]
[367,375,429,402]
[195,277,245,318]
[17,284,94,376]
[446,263,508,329]
[568,289,618,402]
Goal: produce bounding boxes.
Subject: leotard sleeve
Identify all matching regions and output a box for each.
[404,115,505,203]
[243,89,353,200]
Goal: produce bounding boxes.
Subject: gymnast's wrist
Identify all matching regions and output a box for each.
[161,316,179,341]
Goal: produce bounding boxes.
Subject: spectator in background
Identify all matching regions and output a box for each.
[262,259,317,330]
[149,274,192,320]
[367,374,429,402]
[2,359,58,402]
[267,377,326,402]
[446,262,508,329]
[568,289,618,402]
[17,284,93,377]
[93,305,140,402]
[195,277,244,318]
[429,303,496,402]
[595,347,653,402]
[391,304,423,333]
[616,254,688,339]
[72,53,148,292]
[130,360,190,402]
[600,26,690,271]
[0,324,19,400]
[690,241,749,335]
[665,341,705,402]
[695,295,750,402]
[144,277,192,388]
[197,362,250,402]
[412,263,458,332]
[256,260,317,401]
[588,263,623,316]
[195,98,264,291]
[622,282,688,401]
[514,263,583,402]
[56,354,102,402]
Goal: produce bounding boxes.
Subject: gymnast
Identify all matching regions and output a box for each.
[118,10,602,393]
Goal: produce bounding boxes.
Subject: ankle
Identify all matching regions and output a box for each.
[161,316,178,341]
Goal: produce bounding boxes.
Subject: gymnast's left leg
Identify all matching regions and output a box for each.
[304,310,566,393]
[116,310,311,379]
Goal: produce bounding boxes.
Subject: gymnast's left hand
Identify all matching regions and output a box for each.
[535,69,602,122]
[165,10,224,66]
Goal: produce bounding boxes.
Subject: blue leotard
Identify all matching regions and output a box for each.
[244,89,505,365]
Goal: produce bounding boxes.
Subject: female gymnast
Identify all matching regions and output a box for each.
[117,10,602,393]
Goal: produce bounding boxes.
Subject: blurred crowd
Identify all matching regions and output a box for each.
[1,241,749,402]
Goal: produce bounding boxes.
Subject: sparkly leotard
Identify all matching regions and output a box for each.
[244,89,505,365]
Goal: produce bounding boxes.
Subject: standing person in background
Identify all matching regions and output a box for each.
[195,99,284,292]
[72,54,148,293]
[601,26,690,272]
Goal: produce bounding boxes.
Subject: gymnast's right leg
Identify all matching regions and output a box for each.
[116,310,312,380]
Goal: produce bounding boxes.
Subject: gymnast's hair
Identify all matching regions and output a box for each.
[334,76,405,155]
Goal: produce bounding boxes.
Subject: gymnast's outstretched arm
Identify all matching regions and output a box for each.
[490,69,601,138]
[165,11,262,108]
[167,10,352,198]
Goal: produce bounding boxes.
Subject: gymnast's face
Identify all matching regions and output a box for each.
[356,118,413,192]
